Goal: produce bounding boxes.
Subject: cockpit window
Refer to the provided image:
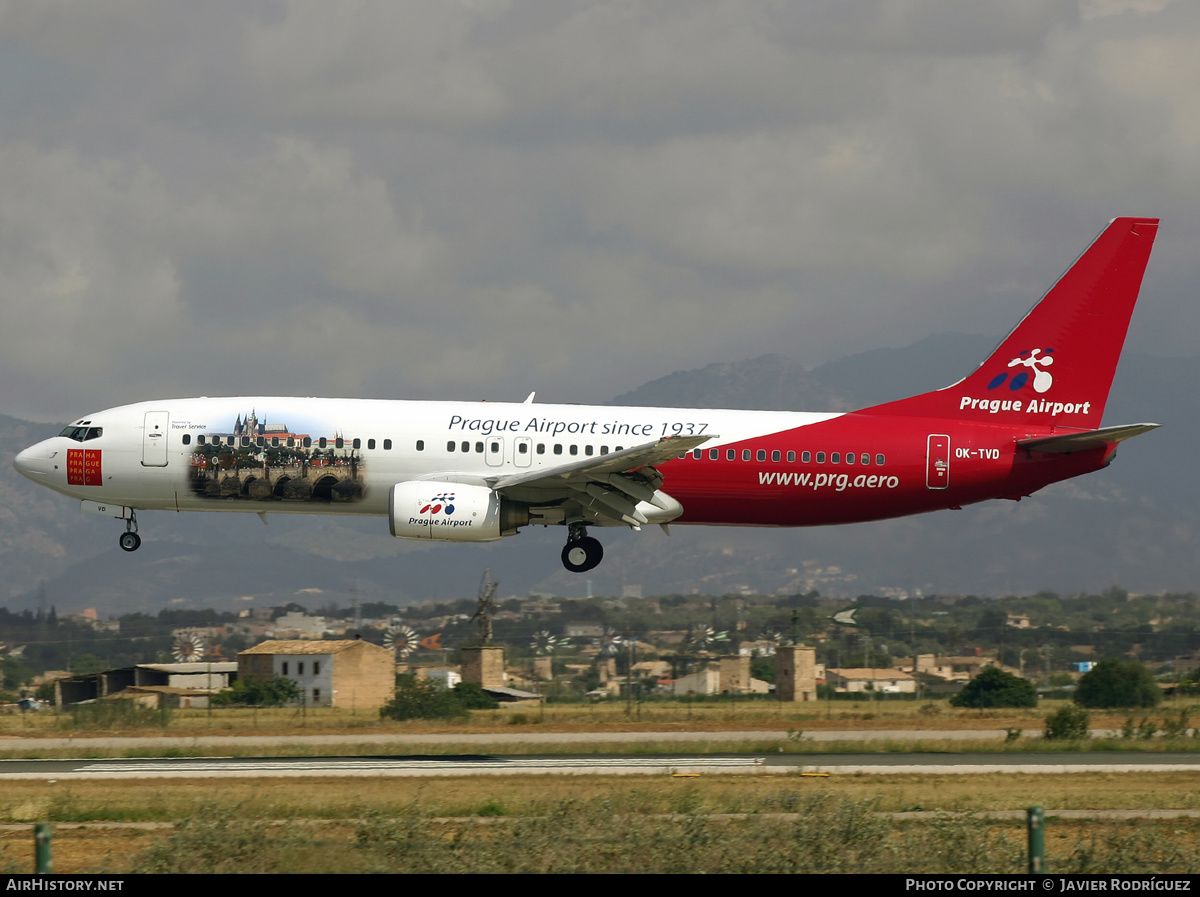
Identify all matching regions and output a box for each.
[59,426,102,442]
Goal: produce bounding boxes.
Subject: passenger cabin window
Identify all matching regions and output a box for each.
[554,444,563,455]
[475,442,483,453]
[756,450,766,461]
[227,436,235,446]
[831,453,840,463]
[241,437,251,447]
[413,440,420,451]
[385,439,393,450]
[742,450,751,461]
[802,451,811,463]
[861,453,869,465]
[845,452,854,464]
[368,439,376,450]
[352,438,361,449]
[537,444,545,454]
[302,437,311,447]
[709,449,719,460]
[570,445,578,456]
[771,450,781,462]
[447,441,455,452]
[318,438,327,448]
[787,451,795,462]
[816,452,826,463]
[727,449,736,460]
[335,438,344,449]
[182,434,191,445]
[461,441,469,452]
[876,454,886,466]
[518,442,528,454]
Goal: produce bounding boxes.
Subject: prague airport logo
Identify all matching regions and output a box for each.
[986,348,1054,394]
[420,493,456,516]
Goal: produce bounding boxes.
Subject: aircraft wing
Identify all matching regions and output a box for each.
[485,434,716,527]
[1017,423,1160,454]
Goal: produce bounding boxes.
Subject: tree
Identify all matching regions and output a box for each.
[949,667,1037,708]
[750,654,776,685]
[1074,659,1160,709]
[0,656,31,691]
[379,675,469,721]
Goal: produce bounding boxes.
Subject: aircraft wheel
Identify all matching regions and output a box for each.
[561,536,603,573]
[119,532,141,552]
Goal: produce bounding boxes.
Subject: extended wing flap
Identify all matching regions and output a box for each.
[1017,423,1160,454]
[487,434,715,528]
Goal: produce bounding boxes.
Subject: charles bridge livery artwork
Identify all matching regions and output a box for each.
[188,411,366,504]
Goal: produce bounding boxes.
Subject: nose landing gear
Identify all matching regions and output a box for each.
[561,523,603,573]
[118,511,141,552]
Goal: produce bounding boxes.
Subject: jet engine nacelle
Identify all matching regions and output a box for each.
[388,482,528,542]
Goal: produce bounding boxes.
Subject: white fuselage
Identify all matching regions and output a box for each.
[14,396,835,517]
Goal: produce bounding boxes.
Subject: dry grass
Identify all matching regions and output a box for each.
[3,773,1200,873]
[2,698,1187,739]
[2,771,1199,823]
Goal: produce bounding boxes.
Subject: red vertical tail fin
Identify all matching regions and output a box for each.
[863,217,1159,429]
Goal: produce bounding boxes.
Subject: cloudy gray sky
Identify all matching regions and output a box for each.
[1,0,1195,422]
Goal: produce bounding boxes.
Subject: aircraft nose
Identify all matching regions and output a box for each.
[13,443,51,479]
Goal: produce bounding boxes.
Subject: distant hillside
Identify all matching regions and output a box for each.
[612,334,998,411]
[611,353,851,411]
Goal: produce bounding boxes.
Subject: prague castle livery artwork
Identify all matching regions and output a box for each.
[187,410,367,504]
[15,218,1161,574]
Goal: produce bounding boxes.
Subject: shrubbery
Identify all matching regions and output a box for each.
[379,675,499,721]
[949,667,1037,708]
[451,681,501,710]
[1044,704,1090,740]
[211,675,300,707]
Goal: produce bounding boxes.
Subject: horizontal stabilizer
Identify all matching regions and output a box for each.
[1017,423,1160,454]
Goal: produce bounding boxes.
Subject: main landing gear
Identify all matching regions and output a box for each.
[118,510,141,552]
[561,523,603,573]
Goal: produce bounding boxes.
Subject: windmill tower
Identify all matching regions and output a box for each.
[461,569,504,688]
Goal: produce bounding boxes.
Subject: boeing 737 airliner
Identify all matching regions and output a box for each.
[14,217,1160,573]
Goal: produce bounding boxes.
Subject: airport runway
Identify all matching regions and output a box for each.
[2,751,1199,779]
